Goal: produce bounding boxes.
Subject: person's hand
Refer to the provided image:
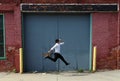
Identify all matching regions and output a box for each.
[59,39,64,42]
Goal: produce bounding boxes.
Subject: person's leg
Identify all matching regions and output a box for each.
[46,53,58,62]
[57,53,69,65]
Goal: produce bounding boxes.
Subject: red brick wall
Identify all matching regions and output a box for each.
[0,0,21,3]
[0,0,14,3]
[0,4,21,72]
[21,0,117,3]
[117,1,120,69]
[0,4,15,12]
[92,13,118,69]
[0,0,118,3]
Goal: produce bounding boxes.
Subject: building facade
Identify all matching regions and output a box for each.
[0,0,120,72]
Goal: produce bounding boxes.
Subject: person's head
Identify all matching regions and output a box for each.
[55,39,60,43]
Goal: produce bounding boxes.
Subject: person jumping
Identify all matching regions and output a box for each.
[45,39,70,65]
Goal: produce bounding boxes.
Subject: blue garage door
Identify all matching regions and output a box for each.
[23,13,90,72]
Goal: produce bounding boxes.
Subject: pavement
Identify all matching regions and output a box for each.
[0,70,120,81]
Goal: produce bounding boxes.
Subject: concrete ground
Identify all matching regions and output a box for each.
[0,70,120,81]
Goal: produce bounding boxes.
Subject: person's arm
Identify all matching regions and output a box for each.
[60,42,64,45]
[48,43,57,53]
[59,39,64,45]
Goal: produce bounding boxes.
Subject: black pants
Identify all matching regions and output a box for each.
[47,53,68,65]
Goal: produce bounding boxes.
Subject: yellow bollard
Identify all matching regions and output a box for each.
[92,46,97,72]
[19,48,23,74]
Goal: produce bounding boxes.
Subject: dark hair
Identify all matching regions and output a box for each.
[55,39,59,43]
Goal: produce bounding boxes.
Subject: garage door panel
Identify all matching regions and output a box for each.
[23,14,58,72]
[59,14,90,70]
[23,13,90,72]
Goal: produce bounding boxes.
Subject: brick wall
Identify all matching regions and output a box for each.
[21,0,117,3]
[0,4,21,72]
[0,0,118,3]
[92,13,119,69]
[0,0,14,3]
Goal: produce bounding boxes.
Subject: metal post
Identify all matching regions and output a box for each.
[92,46,97,72]
[19,48,23,74]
